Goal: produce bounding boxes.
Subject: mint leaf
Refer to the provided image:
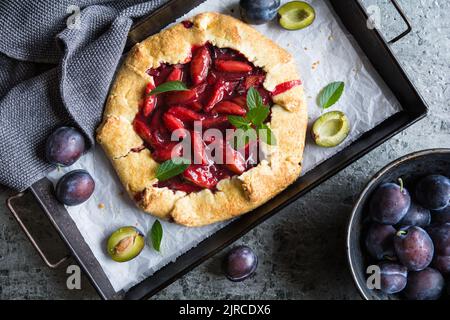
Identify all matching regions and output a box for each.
[246,105,270,126]
[228,115,251,129]
[229,86,277,148]
[150,220,163,252]
[149,81,188,96]
[258,123,277,145]
[156,158,190,181]
[246,87,263,110]
[317,81,345,109]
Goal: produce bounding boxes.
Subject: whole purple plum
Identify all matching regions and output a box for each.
[365,224,396,261]
[378,262,408,294]
[394,226,434,271]
[426,223,450,274]
[46,126,85,166]
[370,181,410,225]
[404,268,444,300]
[397,202,431,227]
[415,175,450,210]
[55,170,95,206]
[223,245,258,282]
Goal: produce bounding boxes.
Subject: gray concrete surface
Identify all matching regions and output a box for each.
[0,0,448,299]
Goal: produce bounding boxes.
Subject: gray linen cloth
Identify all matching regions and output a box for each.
[0,0,169,191]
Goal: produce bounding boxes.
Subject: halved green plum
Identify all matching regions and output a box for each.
[107,226,145,262]
[312,111,350,147]
[278,1,315,30]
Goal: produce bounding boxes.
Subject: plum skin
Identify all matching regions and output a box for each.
[432,255,450,274]
[46,126,85,166]
[55,170,95,206]
[404,268,444,300]
[378,262,408,294]
[432,206,450,224]
[239,0,280,25]
[223,245,258,281]
[397,202,431,227]
[394,226,434,271]
[426,223,450,274]
[369,182,411,225]
[426,223,450,256]
[415,174,450,210]
[365,224,396,261]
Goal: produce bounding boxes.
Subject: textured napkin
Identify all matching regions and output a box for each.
[0,0,168,191]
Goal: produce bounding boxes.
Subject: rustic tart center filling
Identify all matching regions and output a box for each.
[132,42,300,194]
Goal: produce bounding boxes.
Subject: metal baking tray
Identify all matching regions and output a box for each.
[6,0,427,300]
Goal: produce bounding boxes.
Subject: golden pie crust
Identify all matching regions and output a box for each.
[97,12,307,227]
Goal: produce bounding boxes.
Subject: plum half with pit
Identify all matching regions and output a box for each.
[107,226,145,262]
[46,126,85,166]
[223,245,258,281]
[378,262,408,294]
[403,268,444,300]
[365,224,396,261]
[278,1,316,30]
[55,170,95,206]
[369,180,411,225]
[239,0,280,25]
[415,174,450,210]
[394,226,434,271]
[397,202,431,227]
[426,223,450,274]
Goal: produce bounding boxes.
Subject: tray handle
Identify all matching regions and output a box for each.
[386,0,412,44]
[6,192,70,269]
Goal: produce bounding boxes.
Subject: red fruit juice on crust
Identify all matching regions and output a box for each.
[272,80,302,96]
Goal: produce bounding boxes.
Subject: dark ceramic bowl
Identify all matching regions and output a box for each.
[347,149,450,300]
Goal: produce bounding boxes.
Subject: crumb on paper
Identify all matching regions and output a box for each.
[98,203,105,209]
[312,60,320,70]
[304,47,308,51]
[328,35,334,41]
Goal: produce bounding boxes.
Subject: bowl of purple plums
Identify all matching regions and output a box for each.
[347,149,450,300]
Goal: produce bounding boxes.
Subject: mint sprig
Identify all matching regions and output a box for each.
[149,220,163,252]
[246,105,270,127]
[155,158,190,181]
[149,81,188,96]
[317,81,345,109]
[227,87,276,148]
[247,87,263,110]
[228,115,252,129]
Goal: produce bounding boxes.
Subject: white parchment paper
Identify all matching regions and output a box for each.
[47,0,401,292]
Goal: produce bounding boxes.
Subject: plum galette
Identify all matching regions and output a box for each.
[97,12,307,227]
